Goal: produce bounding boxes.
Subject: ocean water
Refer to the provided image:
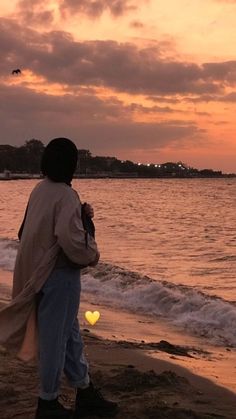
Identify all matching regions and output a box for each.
[0,178,236,347]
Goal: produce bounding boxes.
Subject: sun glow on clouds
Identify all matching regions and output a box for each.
[5,69,66,96]
[1,0,236,171]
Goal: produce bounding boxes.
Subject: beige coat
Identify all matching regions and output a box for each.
[0,178,99,361]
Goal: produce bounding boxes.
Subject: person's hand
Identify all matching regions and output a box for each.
[84,203,94,218]
[89,251,100,267]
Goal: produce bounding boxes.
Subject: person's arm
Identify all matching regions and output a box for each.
[54,190,100,267]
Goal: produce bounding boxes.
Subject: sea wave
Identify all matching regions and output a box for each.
[0,238,18,271]
[83,263,236,348]
[1,238,236,347]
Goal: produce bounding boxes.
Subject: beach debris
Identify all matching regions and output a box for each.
[143,404,217,419]
[116,339,208,357]
[84,333,103,341]
[154,340,194,357]
[103,368,189,392]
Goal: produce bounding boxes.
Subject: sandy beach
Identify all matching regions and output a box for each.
[1,269,236,419]
[1,328,236,419]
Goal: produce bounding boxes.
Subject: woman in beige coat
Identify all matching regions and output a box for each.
[0,138,117,418]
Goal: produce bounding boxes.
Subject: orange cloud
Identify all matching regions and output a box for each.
[2,18,236,97]
[1,1,236,171]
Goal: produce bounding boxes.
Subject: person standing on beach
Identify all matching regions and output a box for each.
[0,138,118,418]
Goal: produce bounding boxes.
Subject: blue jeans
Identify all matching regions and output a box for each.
[37,267,89,400]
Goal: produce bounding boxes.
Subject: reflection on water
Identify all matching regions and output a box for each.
[0,178,236,301]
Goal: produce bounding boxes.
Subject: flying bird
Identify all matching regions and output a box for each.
[12,69,21,75]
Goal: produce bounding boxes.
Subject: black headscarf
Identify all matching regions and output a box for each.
[19,137,95,245]
[41,137,78,185]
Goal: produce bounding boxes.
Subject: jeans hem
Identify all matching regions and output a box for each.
[39,391,58,401]
[68,374,90,389]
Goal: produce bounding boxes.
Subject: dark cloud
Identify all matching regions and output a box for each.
[130,20,144,28]
[147,96,180,104]
[16,0,146,23]
[0,83,177,121]
[202,61,236,83]
[195,111,211,116]
[184,92,236,103]
[183,94,217,103]
[0,14,232,158]
[0,83,203,152]
[128,103,176,113]
[2,18,236,97]
[59,0,137,18]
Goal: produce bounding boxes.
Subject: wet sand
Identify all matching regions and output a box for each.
[1,271,236,418]
[1,331,236,419]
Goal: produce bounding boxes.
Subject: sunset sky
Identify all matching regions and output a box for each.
[1,0,236,171]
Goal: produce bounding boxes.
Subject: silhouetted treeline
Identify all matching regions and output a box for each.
[0,140,45,174]
[0,139,231,177]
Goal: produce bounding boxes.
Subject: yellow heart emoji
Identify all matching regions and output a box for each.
[85,311,100,326]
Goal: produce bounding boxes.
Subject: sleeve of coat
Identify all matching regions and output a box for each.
[54,189,99,266]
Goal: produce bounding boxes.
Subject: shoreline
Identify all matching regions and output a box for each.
[0,175,236,180]
[1,270,236,393]
[1,271,236,397]
[79,297,236,395]
[1,268,236,418]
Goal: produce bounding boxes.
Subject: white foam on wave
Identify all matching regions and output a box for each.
[82,264,236,347]
[1,238,236,347]
[0,239,17,271]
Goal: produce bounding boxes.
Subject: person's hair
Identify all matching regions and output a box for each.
[41,137,78,185]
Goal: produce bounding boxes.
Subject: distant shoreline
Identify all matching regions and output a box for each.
[0,174,236,180]
[1,141,235,178]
